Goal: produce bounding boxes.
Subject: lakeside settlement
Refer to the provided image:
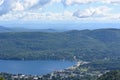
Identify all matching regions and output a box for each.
[0,60,110,80]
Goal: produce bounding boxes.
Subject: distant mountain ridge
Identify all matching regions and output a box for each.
[0,26,12,32]
[0,26,65,32]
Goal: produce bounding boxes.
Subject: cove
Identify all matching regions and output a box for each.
[0,60,76,75]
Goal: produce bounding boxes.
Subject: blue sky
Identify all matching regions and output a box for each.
[0,0,120,29]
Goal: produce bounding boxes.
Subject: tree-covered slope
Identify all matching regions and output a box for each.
[97,70,120,80]
[0,28,120,61]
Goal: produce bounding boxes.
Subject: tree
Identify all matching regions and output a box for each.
[0,77,4,80]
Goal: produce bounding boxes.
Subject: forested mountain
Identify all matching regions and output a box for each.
[97,70,120,80]
[0,28,120,61]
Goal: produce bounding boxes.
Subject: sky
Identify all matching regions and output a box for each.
[0,0,120,29]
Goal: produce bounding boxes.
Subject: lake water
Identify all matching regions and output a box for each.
[0,60,75,75]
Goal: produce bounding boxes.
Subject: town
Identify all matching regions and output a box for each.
[0,61,108,80]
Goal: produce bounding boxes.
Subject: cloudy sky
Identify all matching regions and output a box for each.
[0,0,120,22]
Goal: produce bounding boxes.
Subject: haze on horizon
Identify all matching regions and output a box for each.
[0,0,120,29]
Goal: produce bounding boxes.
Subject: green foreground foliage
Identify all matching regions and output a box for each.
[0,77,4,80]
[97,70,120,80]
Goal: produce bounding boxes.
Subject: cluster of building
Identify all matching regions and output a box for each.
[1,61,105,80]
[11,74,41,80]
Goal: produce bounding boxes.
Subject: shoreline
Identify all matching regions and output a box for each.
[0,60,89,80]
[0,60,76,75]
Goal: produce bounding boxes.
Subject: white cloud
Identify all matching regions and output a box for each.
[23,0,39,8]
[21,11,74,21]
[102,0,120,5]
[63,0,97,6]
[22,0,50,9]
[0,0,15,15]
[73,6,111,18]
[0,0,120,21]
[0,0,4,6]
[73,9,93,18]
[0,10,74,21]
[12,1,24,11]
[62,0,120,6]
[0,0,51,15]
[50,0,62,3]
[108,14,120,19]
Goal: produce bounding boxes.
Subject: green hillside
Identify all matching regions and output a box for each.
[0,28,120,61]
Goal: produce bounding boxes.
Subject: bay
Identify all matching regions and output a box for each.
[0,60,75,75]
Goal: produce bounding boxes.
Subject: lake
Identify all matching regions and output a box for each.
[0,60,76,75]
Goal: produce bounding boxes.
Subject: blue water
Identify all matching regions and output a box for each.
[0,60,75,75]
